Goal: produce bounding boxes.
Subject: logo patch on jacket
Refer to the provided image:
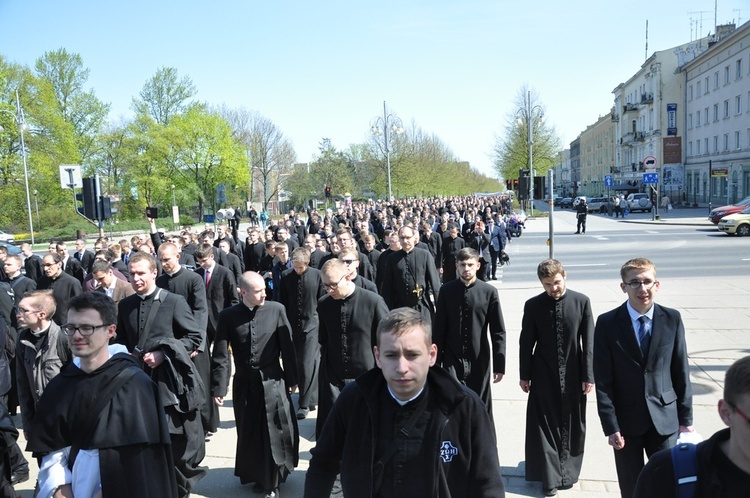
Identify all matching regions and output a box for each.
[440,440,458,462]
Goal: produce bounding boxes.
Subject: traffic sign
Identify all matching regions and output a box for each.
[604,175,613,187]
[643,155,658,170]
[643,172,659,184]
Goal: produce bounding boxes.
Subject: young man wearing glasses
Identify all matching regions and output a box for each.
[594,258,693,498]
[634,355,750,496]
[27,291,179,497]
[316,259,388,438]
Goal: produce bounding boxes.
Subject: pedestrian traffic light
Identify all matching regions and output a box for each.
[513,179,519,188]
[76,178,98,219]
[325,186,331,198]
[505,179,511,190]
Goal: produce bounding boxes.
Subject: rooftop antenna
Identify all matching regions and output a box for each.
[645,20,648,60]
[688,10,712,42]
[733,9,745,25]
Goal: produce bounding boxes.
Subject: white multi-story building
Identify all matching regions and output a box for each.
[553,149,571,197]
[682,22,750,206]
[612,38,710,201]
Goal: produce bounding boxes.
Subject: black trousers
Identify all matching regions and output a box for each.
[488,247,500,277]
[613,427,675,498]
[576,214,587,233]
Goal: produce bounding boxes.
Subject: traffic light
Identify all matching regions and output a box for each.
[518,176,529,201]
[325,185,331,199]
[505,179,511,190]
[533,176,546,200]
[77,177,98,219]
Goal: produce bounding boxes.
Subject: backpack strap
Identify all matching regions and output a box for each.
[671,443,698,498]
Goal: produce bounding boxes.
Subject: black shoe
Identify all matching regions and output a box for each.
[574,231,580,234]
[11,469,29,485]
[296,407,309,420]
[265,489,279,498]
[309,405,316,411]
[544,488,558,496]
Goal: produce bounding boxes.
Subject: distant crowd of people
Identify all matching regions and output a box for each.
[0,192,745,498]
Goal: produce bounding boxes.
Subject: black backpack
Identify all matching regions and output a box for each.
[671,443,698,498]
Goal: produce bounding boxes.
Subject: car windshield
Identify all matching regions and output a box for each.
[734,197,750,207]
[740,206,750,215]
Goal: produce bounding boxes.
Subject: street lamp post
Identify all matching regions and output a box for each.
[516,91,544,217]
[0,90,35,245]
[370,101,404,202]
[33,189,40,231]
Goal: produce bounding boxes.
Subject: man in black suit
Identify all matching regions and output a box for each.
[594,258,693,498]
[218,239,242,284]
[467,219,491,282]
[243,228,265,272]
[21,243,43,282]
[73,238,95,273]
[56,242,85,284]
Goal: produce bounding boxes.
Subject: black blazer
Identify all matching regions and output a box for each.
[195,264,238,341]
[594,302,692,437]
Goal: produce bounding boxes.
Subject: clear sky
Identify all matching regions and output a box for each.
[1,0,746,177]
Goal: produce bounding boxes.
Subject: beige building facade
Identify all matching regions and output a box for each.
[577,113,616,197]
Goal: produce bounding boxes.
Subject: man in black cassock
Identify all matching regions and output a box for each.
[519,259,594,497]
[279,247,325,420]
[28,292,178,498]
[440,226,466,283]
[433,248,506,420]
[211,271,299,498]
[116,252,207,498]
[381,225,440,324]
[37,253,82,326]
[316,259,388,438]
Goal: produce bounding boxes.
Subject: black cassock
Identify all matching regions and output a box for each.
[211,301,299,491]
[381,248,440,324]
[519,289,594,491]
[433,278,506,419]
[315,287,388,437]
[27,354,179,498]
[279,267,325,411]
[440,236,466,283]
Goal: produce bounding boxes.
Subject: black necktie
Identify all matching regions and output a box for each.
[638,316,651,357]
[75,252,82,261]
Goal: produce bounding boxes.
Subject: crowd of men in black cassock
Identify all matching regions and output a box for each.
[0,193,521,497]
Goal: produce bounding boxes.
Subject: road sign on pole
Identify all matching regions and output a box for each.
[643,155,658,170]
[643,172,659,184]
[604,174,613,187]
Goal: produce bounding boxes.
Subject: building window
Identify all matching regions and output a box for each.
[688,113,693,129]
[696,80,702,96]
[736,131,741,150]
[688,141,693,156]
[713,104,719,122]
[725,66,731,84]
[705,76,710,93]
[737,59,743,80]
[697,110,701,127]
[715,71,720,89]
[704,138,709,154]
[697,140,701,154]
[724,100,730,119]
[689,85,693,100]
[737,95,743,115]
[714,136,719,153]
[724,133,729,152]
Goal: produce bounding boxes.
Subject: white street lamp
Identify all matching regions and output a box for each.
[370,101,404,202]
[516,91,544,217]
[0,90,35,245]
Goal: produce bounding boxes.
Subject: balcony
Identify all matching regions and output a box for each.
[611,112,620,122]
[623,102,639,113]
[640,93,654,104]
[634,131,644,141]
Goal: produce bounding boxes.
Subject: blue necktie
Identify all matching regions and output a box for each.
[638,316,651,357]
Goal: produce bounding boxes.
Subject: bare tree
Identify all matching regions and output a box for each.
[132,67,196,125]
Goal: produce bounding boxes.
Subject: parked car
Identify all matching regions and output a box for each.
[559,197,573,209]
[708,196,750,224]
[0,241,21,256]
[552,196,563,206]
[0,230,15,245]
[586,197,612,214]
[717,206,750,236]
[627,193,653,213]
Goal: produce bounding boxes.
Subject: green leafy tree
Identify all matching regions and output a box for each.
[168,105,248,221]
[132,67,196,125]
[493,85,561,183]
[34,48,110,163]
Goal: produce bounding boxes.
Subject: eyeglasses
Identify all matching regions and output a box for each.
[341,259,357,265]
[624,280,657,290]
[729,402,750,426]
[61,324,111,336]
[18,308,40,315]
[322,275,345,291]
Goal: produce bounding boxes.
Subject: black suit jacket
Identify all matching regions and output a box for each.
[24,254,44,282]
[195,264,238,342]
[75,249,95,273]
[468,231,491,263]
[62,257,85,284]
[594,302,692,437]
